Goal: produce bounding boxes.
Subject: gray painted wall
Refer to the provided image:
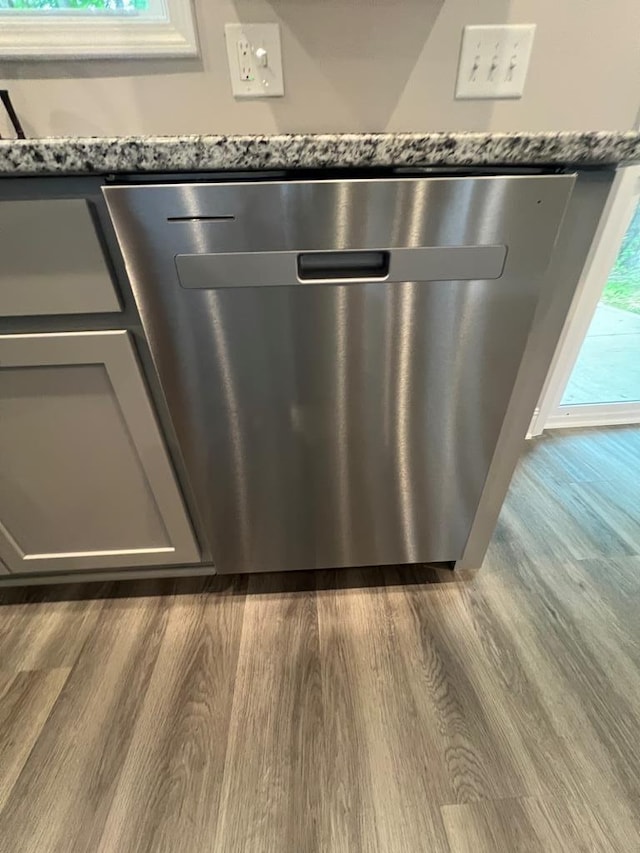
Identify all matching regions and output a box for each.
[1,0,639,137]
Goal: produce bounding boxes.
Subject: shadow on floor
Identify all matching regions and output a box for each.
[0,562,457,606]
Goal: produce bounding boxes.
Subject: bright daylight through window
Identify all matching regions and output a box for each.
[0,1,149,9]
[0,0,196,58]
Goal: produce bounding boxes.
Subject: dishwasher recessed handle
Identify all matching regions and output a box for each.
[298,250,390,281]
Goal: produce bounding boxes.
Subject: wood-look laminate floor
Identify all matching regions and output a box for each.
[1,426,639,852]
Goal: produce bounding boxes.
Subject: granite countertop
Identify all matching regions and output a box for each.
[1,131,640,175]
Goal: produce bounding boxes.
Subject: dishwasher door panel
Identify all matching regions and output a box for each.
[104,176,575,572]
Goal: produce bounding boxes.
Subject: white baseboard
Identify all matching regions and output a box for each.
[526,407,541,439]
[545,403,640,431]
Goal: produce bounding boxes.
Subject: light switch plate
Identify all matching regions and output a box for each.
[456,24,536,99]
[224,23,284,99]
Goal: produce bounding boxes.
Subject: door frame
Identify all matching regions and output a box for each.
[529,164,640,435]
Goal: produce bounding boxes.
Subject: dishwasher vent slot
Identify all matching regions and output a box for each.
[167,215,236,223]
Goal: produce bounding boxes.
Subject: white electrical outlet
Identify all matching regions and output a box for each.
[224,23,284,98]
[456,24,536,99]
[237,37,253,82]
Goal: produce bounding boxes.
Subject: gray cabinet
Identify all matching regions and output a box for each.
[0,199,121,316]
[0,331,199,574]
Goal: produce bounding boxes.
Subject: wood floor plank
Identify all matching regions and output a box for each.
[0,581,173,853]
[315,572,381,853]
[499,464,635,562]
[96,576,246,853]
[543,557,640,680]
[470,566,640,848]
[577,555,640,618]
[213,573,324,853]
[457,562,640,852]
[0,668,70,812]
[489,553,640,784]
[0,583,107,671]
[387,572,532,803]
[316,569,452,852]
[403,574,587,805]
[442,797,553,853]
[441,796,620,853]
[530,425,640,487]
[536,797,629,853]
[564,475,640,556]
[525,431,604,485]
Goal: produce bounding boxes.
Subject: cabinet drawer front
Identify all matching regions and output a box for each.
[0,199,121,316]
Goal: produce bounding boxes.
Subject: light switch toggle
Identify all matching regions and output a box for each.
[255,47,268,68]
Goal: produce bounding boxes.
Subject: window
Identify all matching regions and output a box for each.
[0,0,198,58]
[0,2,149,10]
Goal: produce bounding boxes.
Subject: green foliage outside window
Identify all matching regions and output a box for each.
[603,202,640,315]
[0,1,148,10]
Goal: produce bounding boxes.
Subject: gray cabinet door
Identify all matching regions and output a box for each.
[0,199,121,317]
[0,331,200,574]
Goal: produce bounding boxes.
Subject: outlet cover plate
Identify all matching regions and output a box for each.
[456,24,536,100]
[224,23,284,99]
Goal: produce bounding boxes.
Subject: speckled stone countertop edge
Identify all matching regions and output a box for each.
[1,131,639,175]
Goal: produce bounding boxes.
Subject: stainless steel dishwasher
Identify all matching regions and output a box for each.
[104,175,574,573]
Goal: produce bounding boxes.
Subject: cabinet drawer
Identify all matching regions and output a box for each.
[0,199,121,316]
